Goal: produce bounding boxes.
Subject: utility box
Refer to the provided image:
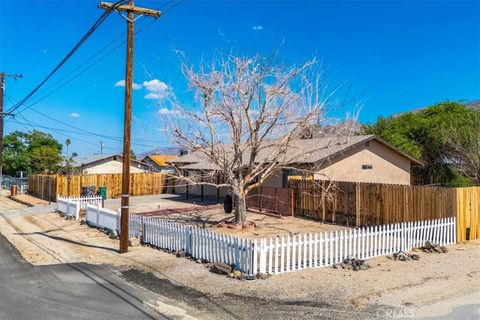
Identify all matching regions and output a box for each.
[82,186,96,197]
[99,186,107,200]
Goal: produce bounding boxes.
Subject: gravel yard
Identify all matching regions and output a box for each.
[1,194,479,319]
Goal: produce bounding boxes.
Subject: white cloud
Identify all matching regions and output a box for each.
[157,108,179,115]
[70,112,80,118]
[252,25,263,31]
[114,79,142,90]
[143,79,169,100]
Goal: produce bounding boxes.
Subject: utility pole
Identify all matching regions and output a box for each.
[98,1,160,253]
[0,72,22,188]
[99,141,104,154]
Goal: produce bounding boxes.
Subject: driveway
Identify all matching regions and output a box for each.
[0,232,166,320]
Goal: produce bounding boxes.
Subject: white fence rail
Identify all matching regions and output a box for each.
[58,194,103,210]
[255,217,456,275]
[142,218,255,274]
[57,196,81,220]
[86,204,119,231]
[85,204,142,238]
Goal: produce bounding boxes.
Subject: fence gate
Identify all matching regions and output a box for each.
[456,187,480,241]
[246,187,294,217]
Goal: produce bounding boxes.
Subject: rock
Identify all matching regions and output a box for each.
[359,263,370,270]
[128,237,140,247]
[176,250,186,258]
[109,230,118,239]
[228,273,235,278]
[410,254,420,260]
[196,259,202,264]
[256,272,269,280]
[79,220,86,225]
[440,246,448,253]
[211,262,232,275]
[242,274,256,281]
[233,270,242,278]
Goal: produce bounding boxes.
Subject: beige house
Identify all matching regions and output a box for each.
[73,154,149,175]
[169,135,421,200]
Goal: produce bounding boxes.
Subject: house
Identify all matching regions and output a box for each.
[168,135,422,200]
[73,154,149,174]
[141,154,177,173]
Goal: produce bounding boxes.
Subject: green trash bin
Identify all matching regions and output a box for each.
[99,186,107,200]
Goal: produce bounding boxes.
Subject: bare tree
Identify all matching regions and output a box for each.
[445,111,480,184]
[162,52,349,226]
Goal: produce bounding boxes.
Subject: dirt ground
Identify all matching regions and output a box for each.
[104,194,350,239]
[1,194,479,319]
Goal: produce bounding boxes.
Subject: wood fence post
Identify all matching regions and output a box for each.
[322,180,327,222]
[259,187,263,212]
[274,188,278,215]
[355,183,361,227]
[290,188,294,217]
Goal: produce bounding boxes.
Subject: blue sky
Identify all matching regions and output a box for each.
[1,0,479,156]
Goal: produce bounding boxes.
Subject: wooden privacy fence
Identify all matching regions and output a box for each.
[456,187,480,242]
[28,173,166,201]
[289,180,456,227]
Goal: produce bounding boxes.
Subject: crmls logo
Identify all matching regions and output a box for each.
[376,307,415,319]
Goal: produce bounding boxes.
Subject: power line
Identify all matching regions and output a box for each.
[6,94,169,145]
[6,0,130,114]
[12,0,181,118]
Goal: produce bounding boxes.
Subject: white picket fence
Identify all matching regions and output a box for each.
[56,196,81,220]
[86,204,119,231]
[142,218,254,274]
[58,194,103,210]
[254,217,456,275]
[85,204,142,238]
[140,217,455,276]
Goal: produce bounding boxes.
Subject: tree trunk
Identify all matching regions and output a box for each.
[234,193,247,226]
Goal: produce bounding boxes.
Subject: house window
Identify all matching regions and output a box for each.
[362,164,373,170]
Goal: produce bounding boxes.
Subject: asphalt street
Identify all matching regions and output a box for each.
[0,232,166,320]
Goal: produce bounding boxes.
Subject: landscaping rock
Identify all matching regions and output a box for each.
[242,274,256,281]
[390,251,420,262]
[421,241,448,254]
[334,256,369,271]
[79,220,86,225]
[256,272,269,280]
[176,250,186,258]
[128,237,140,247]
[211,262,232,275]
[108,230,118,239]
[233,270,242,278]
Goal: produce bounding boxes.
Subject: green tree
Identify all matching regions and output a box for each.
[2,130,63,175]
[364,101,479,186]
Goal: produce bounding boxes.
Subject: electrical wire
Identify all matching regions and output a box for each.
[6,0,130,114]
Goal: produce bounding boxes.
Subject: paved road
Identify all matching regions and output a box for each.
[0,232,166,320]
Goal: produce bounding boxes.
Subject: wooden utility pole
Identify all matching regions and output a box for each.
[98,1,160,253]
[0,72,22,188]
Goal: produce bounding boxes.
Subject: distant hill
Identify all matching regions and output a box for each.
[138,146,183,159]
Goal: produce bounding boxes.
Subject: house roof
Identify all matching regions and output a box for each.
[171,135,422,171]
[73,153,148,167]
[144,155,177,166]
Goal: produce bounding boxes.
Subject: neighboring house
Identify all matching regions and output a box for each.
[73,154,149,174]
[168,135,422,199]
[141,155,177,173]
